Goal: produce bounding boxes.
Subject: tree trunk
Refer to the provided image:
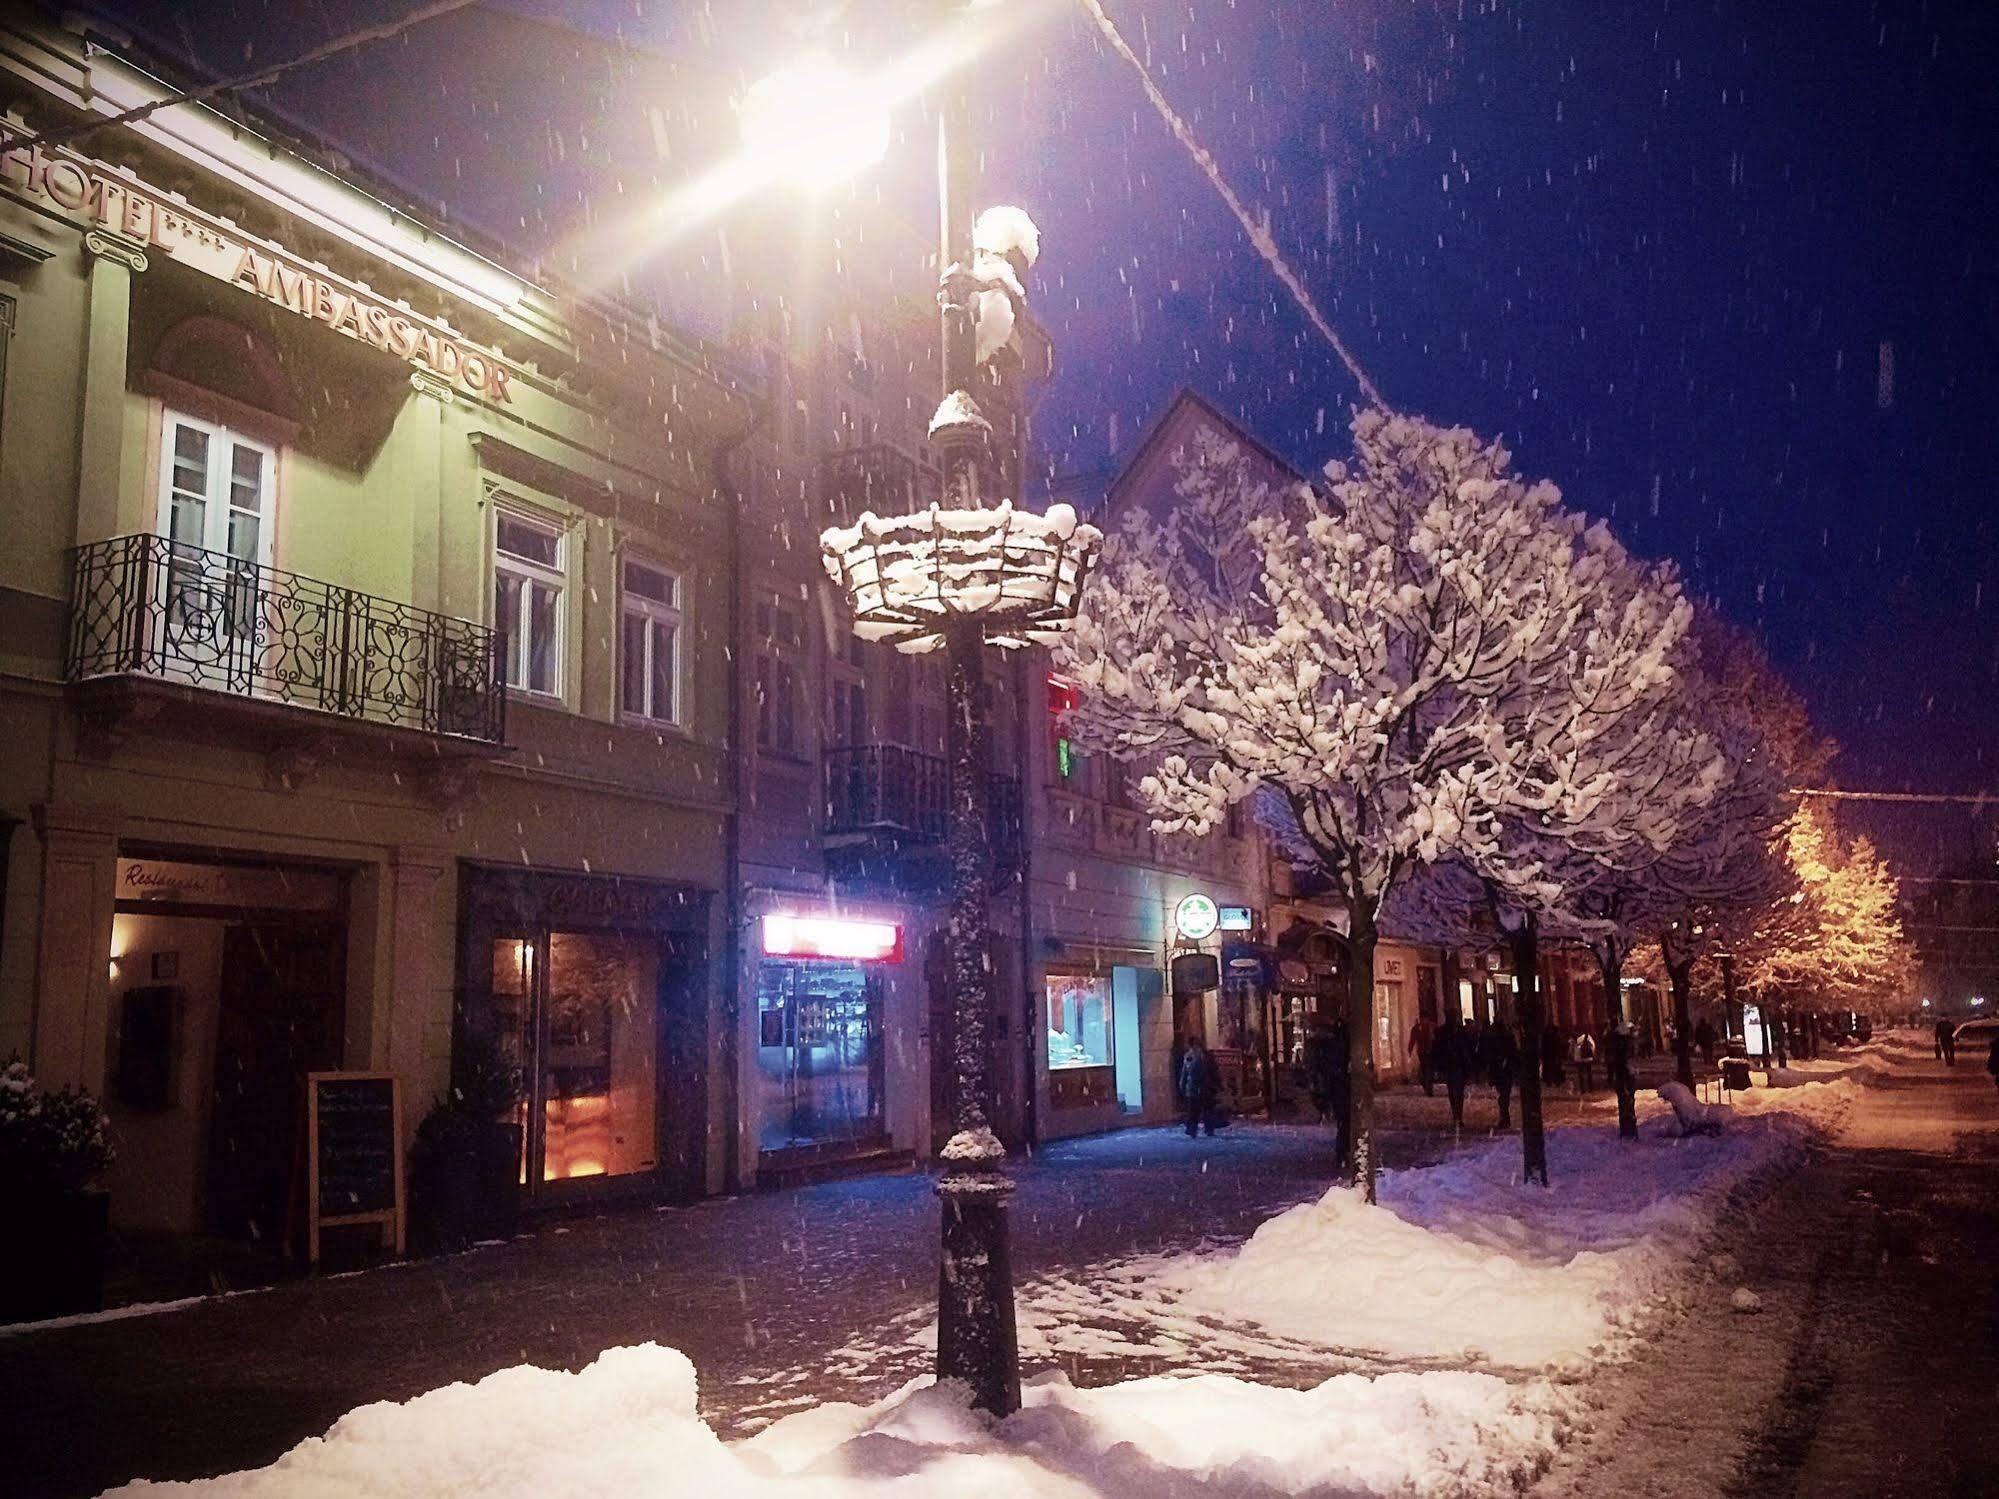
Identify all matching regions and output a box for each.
[1512,919,1549,1186]
[1667,954,1697,1090]
[1347,898,1380,1205]
[1596,944,1639,1140]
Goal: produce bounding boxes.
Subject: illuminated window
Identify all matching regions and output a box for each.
[1047,673,1081,783]
[1046,973,1112,1069]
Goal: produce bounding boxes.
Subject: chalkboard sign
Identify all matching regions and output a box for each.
[306,1072,405,1262]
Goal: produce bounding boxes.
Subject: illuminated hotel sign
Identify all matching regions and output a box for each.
[0,146,517,404]
[761,913,903,964]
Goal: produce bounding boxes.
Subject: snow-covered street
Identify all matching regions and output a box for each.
[10,1036,1992,1499]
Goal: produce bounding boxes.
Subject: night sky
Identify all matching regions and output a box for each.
[95,0,1999,863]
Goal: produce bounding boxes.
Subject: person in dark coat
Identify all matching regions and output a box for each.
[1573,1030,1598,1093]
[1178,1035,1220,1137]
[1484,1021,1519,1129]
[1605,1022,1637,1122]
[1541,1022,1566,1086]
[1435,1015,1471,1128]
[1935,1017,1957,1066]
[1303,1015,1353,1166]
[1694,1017,1719,1066]
[1986,1033,1999,1096]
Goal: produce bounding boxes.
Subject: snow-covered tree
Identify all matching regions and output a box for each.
[1060,410,1697,1199]
[1738,805,1910,1025]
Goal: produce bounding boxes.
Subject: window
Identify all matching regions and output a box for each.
[495,509,565,699]
[828,629,869,747]
[619,557,682,725]
[755,598,802,754]
[156,409,276,644]
[1046,973,1113,1070]
[1047,674,1081,784]
[157,409,275,565]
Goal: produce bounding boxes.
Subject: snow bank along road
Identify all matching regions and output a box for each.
[75,1042,1981,1499]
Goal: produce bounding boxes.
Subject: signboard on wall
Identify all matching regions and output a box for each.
[116,858,342,912]
[1218,905,1254,932]
[761,913,903,963]
[0,146,519,404]
[1174,893,1220,942]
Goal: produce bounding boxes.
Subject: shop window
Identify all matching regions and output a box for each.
[1046,972,1113,1070]
[756,958,884,1151]
[494,508,565,699]
[619,556,682,726]
[755,597,803,754]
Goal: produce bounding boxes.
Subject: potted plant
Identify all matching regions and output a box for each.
[0,1059,114,1323]
[409,1029,524,1255]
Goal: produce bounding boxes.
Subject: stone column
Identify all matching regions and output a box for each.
[75,230,147,546]
[385,846,450,1123]
[28,804,119,1092]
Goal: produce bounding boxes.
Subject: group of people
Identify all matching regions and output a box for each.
[1406,1012,1639,1129]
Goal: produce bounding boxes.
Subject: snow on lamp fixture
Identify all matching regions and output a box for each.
[739,58,890,189]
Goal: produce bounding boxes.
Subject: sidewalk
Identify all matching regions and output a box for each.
[1529,1044,1999,1498]
[1,1121,1392,1499]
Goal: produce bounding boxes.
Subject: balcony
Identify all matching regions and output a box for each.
[822,743,1023,893]
[65,534,507,753]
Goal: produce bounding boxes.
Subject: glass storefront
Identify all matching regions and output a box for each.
[1046,972,1112,1069]
[491,930,660,1184]
[756,959,884,1151]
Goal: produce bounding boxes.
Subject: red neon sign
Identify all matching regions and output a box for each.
[761,913,903,963]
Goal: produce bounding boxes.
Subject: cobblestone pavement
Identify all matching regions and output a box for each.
[1,1118,1435,1499]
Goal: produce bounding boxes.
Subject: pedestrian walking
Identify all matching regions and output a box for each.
[1178,1035,1219,1138]
[1573,1030,1598,1093]
[1605,1022,1638,1127]
[1409,1014,1438,1096]
[1694,1017,1719,1067]
[1935,1017,1957,1066]
[1986,1034,1999,1097]
[1436,1015,1470,1128]
[1484,1020,1519,1129]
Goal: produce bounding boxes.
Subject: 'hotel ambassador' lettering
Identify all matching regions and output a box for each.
[0,146,514,404]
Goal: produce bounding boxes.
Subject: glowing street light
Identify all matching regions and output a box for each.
[738,57,890,189]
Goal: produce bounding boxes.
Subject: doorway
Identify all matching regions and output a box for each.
[206,921,346,1241]
[757,958,885,1153]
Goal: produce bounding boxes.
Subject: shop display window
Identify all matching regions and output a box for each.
[1046,973,1112,1069]
[756,958,884,1151]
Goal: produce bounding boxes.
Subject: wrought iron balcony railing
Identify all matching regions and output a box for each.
[66,533,506,744]
[823,742,1023,878]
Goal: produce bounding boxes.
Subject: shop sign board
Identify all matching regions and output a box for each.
[1174,892,1220,941]
[306,1071,405,1263]
[762,913,903,964]
[1218,904,1254,932]
[0,145,518,404]
[116,857,342,912]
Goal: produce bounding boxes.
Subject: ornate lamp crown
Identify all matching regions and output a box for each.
[820,498,1102,655]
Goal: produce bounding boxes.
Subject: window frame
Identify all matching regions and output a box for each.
[618,553,685,729]
[754,594,805,758]
[155,406,277,567]
[492,502,569,705]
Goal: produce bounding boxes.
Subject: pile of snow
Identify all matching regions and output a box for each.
[1157,1098,1849,1372]
[111,1343,1577,1499]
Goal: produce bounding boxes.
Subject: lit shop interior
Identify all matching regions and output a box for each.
[755,914,897,1155]
[1045,967,1147,1114]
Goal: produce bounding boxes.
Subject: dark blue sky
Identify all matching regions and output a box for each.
[102,0,1999,859]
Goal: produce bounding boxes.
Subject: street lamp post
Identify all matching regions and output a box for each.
[817,6,1101,1418]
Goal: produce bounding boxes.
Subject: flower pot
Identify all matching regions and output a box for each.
[1,1187,109,1324]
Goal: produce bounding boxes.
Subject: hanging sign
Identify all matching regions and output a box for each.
[1218,904,1254,932]
[1174,893,1220,941]
[0,145,518,404]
